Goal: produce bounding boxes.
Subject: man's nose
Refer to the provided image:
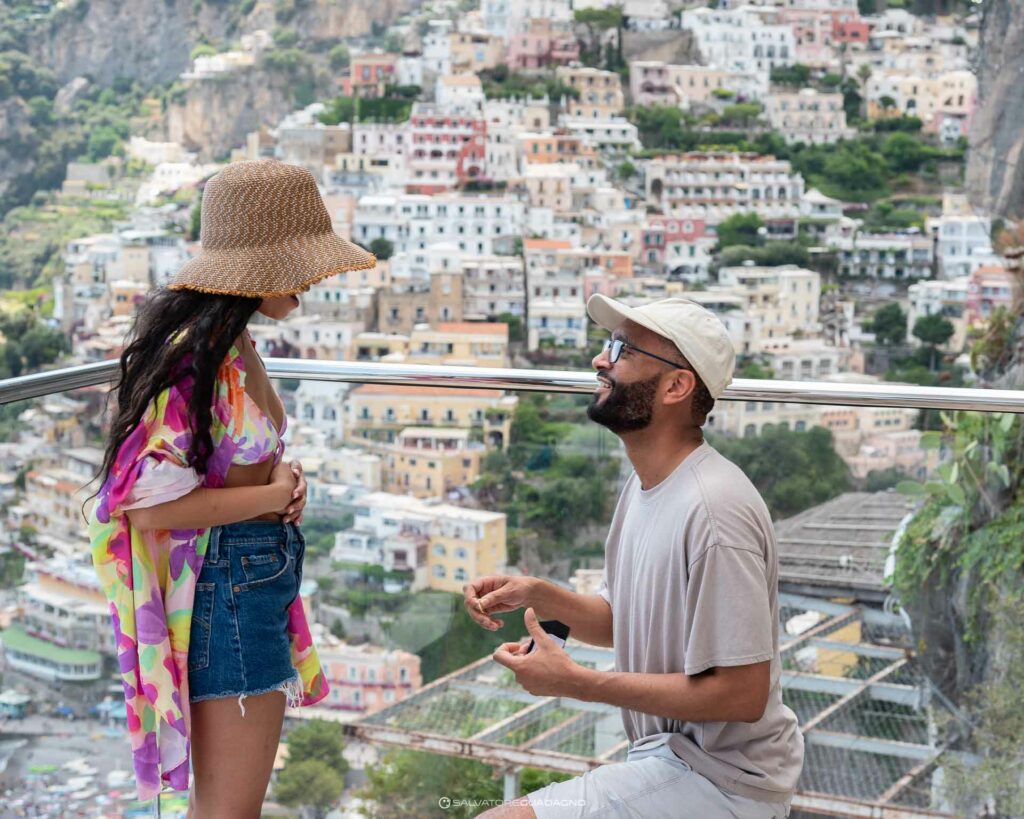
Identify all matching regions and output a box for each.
[592,344,610,371]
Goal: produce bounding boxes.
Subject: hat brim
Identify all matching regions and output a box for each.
[169,231,377,298]
[587,293,673,344]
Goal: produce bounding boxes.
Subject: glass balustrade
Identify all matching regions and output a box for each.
[0,363,1020,818]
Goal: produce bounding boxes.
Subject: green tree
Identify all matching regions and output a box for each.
[881,132,927,173]
[865,303,907,347]
[369,237,394,260]
[329,43,350,70]
[711,426,852,519]
[359,749,502,818]
[913,312,955,370]
[285,718,349,772]
[86,127,122,161]
[715,212,764,249]
[274,759,344,819]
[20,324,66,370]
[616,160,637,181]
[720,102,762,127]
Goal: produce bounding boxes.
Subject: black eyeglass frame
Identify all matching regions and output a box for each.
[602,338,691,371]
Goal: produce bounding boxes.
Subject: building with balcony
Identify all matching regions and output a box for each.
[764,88,854,145]
[343,52,398,99]
[15,555,114,657]
[645,152,804,225]
[907,277,969,351]
[629,61,764,108]
[717,263,822,342]
[681,6,797,80]
[0,625,102,683]
[461,255,526,321]
[555,66,625,120]
[334,492,506,593]
[828,230,935,280]
[354,192,524,266]
[317,635,422,714]
[381,427,484,499]
[347,385,516,449]
[408,322,510,367]
[965,265,1017,326]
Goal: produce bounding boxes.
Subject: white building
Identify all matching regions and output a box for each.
[645,152,804,224]
[827,229,935,280]
[558,116,642,154]
[435,74,485,114]
[764,88,855,145]
[353,193,525,277]
[294,379,349,445]
[907,277,969,350]
[681,6,797,81]
[461,255,526,320]
[352,122,408,157]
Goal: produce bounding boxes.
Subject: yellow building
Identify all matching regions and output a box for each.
[351,332,411,361]
[408,322,509,367]
[381,427,483,498]
[427,504,506,593]
[555,66,625,119]
[347,385,517,449]
[450,30,506,73]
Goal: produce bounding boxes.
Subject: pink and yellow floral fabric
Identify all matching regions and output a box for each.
[88,339,328,801]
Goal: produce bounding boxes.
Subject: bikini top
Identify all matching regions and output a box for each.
[233,387,286,467]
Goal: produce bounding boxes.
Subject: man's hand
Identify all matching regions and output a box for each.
[282,460,306,524]
[464,575,536,631]
[492,608,588,699]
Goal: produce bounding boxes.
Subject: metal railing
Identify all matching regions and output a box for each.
[1,357,1023,412]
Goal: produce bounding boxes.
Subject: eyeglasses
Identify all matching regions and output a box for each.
[602,338,690,370]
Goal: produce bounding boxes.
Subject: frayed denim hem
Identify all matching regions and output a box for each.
[190,670,303,717]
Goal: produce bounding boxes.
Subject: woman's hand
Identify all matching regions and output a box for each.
[282,460,307,525]
[269,461,299,514]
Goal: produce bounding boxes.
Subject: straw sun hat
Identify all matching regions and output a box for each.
[169,159,376,298]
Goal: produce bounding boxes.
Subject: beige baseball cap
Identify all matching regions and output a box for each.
[587,294,736,400]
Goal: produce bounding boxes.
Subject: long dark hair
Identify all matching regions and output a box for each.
[95,287,261,488]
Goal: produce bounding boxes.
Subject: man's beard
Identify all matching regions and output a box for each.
[586,373,660,434]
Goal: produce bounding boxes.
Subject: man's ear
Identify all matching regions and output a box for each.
[661,369,696,406]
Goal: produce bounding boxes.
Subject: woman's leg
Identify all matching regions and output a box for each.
[189,690,287,818]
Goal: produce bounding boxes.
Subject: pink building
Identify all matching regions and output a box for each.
[966,265,1017,325]
[832,14,871,45]
[408,104,487,194]
[318,637,422,714]
[507,18,578,71]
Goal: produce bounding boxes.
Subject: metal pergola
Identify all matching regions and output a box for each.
[342,594,964,818]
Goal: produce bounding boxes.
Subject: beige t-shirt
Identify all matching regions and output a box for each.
[596,440,804,803]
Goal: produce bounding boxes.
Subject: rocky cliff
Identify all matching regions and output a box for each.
[28,0,413,87]
[167,67,298,161]
[965,0,1024,220]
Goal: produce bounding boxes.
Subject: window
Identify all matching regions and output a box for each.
[433,565,446,578]
[455,547,468,560]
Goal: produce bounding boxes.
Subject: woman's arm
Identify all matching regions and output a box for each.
[126,462,297,531]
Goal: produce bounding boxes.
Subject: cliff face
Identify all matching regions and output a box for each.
[167,69,297,161]
[27,0,413,87]
[965,0,1024,220]
[0,98,33,205]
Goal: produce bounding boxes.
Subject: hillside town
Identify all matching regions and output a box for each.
[0,0,1021,816]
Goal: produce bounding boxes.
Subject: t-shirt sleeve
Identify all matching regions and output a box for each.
[683,544,774,676]
[596,565,611,607]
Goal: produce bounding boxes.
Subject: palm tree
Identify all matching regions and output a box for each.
[856,64,872,120]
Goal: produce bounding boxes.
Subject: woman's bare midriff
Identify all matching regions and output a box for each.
[225,461,281,522]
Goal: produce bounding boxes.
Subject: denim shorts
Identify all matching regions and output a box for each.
[187,521,306,712]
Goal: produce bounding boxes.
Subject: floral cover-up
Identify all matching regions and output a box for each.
[88,343,328,800]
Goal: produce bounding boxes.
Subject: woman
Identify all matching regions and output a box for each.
[88,159,376,815]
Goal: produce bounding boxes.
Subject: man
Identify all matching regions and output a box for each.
[464,295,803,818]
